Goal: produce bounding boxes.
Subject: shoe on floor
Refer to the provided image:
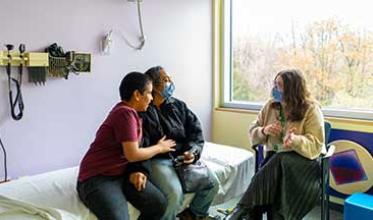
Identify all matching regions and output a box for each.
[224,206,250,220]
[178,208,220,220]
[178,208,196,220]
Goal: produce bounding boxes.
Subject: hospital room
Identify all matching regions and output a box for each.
[0,0,372,219]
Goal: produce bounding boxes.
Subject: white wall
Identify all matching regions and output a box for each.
[0,0,212,178]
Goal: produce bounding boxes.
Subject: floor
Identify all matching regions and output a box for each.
[208,196,344,220]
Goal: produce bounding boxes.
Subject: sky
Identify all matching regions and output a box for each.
[232,0,373,40]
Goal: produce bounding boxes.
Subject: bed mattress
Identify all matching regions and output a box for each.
[0,142,254,220]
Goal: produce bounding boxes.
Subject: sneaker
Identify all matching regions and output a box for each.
[178,208,221,220]
[224,207,250,220]
[178,208,196,220]
[199,215,222,220]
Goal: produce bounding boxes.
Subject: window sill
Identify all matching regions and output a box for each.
[214,107,373,127]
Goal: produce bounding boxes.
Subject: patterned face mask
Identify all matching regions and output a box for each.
[271,86,283,103]
[161,82,175,99]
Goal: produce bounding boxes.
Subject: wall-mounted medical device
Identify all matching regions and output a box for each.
[46,43,91,80]
[0,51,48,67]
[1,44,48,120]
[101,0,146,54]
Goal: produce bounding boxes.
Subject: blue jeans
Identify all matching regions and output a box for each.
[77,174,167,220]
[150,159,219,220]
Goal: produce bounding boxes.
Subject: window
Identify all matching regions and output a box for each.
[222,0,373,120]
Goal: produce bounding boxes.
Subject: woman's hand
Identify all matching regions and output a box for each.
[157,136,176,153]
[263,121,282,137]
[284,127,297,148]
[129,172,147,191]
[183,151,195,164]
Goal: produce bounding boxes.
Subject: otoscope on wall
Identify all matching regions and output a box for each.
[5,44,25,121]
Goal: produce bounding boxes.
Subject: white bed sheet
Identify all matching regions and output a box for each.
[202,142,254,204]
[0,142,254,220]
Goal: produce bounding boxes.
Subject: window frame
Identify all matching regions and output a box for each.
[220,0,373,121]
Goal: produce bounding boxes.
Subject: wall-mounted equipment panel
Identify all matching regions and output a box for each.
[0,51,49,67]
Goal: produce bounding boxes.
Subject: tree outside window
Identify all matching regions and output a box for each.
[230,0,373,113]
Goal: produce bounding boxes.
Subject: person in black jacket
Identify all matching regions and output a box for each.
[138,66,219,220]
[77,72,176,220]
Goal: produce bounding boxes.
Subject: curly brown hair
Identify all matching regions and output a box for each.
[274,69,314,121]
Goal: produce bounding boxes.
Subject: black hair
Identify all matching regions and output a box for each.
[144,66,163,87]
[119,72,152,101]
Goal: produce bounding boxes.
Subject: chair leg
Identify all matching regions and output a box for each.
[325,169,330,220]
[321,160,325,220]
[321,159,330,220]
[321,182,325,220]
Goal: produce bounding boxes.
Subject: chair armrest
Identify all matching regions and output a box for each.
[252,144,260,151]
[252,144,263,173]
[323,144,335,159]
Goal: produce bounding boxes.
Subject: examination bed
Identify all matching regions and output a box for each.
[0,142,254,220]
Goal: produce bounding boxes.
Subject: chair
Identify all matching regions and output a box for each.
[252,121,335,220]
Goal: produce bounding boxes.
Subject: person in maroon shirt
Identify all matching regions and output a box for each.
[77,72,176,220]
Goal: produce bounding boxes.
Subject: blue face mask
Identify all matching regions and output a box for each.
[271,86,283,103]
[161,82,175,99]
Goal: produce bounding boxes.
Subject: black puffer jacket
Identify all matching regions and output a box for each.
[127,97,204,175]
[140,97,204,159]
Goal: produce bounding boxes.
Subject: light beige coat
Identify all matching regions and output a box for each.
[249,99,325,160]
